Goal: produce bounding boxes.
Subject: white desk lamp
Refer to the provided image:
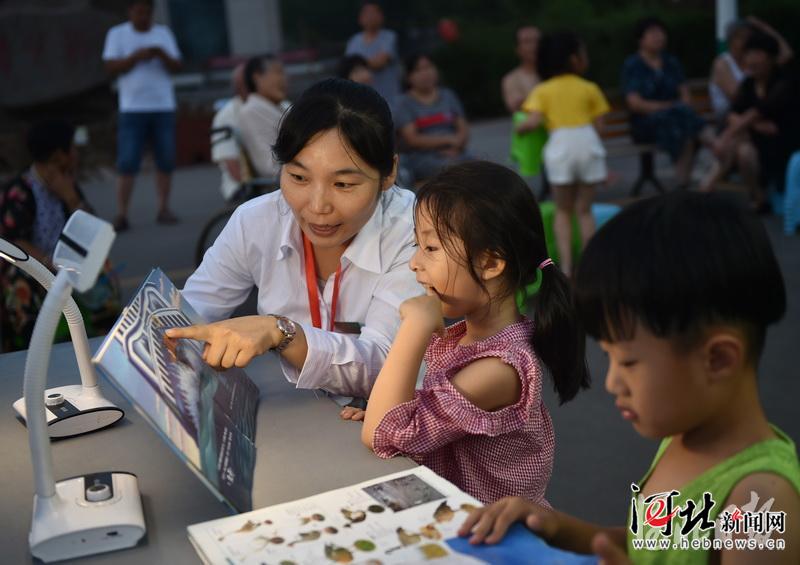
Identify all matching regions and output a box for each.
[0,237,124,438]
[24,211,145,562]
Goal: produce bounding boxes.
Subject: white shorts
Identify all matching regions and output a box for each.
[543,125,607,185]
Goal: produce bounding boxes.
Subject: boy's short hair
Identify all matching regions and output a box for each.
[575,192,786,363]
[337,54,369,79]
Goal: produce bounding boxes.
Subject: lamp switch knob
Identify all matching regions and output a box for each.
[45,393,65,407]
[86,482,112,502]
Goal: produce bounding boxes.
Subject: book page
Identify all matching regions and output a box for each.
[188,466,597,564]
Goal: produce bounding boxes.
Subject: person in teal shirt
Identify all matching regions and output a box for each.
[458,192,800,564]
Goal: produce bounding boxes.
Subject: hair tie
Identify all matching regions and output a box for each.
[538,258,554,270]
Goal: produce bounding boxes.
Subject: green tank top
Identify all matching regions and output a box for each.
[626,425,800,564]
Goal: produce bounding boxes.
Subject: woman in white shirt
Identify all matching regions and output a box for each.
[168,79,421,398]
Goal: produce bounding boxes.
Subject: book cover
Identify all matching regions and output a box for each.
[93,268,259,512]
[187,466,597,564]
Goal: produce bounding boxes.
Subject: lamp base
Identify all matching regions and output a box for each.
[14,384,124,439]
[30,471,146,563]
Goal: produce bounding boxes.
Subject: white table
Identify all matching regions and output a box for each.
[0,339,414,563]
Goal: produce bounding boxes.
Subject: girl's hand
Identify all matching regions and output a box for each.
[399,293,445,336]
[592,533,632,565]
[165,315,278,370]
[457,496,560,545]
[340,406,365,421]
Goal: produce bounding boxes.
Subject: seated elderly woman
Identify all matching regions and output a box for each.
[702,17,795,195]
[394,53,472,186]
[0,120,95,351]
[622,17,705,188]
[709,17,793,124]
[711,32,800,212]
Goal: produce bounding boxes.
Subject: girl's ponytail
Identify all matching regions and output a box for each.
[526,261,590,404]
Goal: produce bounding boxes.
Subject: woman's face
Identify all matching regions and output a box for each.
[728,28,751,61]
[281,128,396,251]
[409,57,438,91]
[409,206,490,319]
[640,26,667,53]
[743,49,775,80]
[51,142,79,174]
[254,61,288,104]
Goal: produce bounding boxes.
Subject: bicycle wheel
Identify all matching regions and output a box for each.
[195,205,237,267]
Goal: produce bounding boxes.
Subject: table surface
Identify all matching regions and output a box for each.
[0,339,414,564]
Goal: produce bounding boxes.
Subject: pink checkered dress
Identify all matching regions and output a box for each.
[372,318,555,505]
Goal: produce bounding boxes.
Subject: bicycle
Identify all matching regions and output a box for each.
[195,125,279,266]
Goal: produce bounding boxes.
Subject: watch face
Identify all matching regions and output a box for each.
[277,317,296,335]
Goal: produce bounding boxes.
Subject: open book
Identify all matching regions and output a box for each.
[93,268,259,512]
[188,466,596,564]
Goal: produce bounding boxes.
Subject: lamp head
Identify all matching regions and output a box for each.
[0,237,28,263]
[52,211,115,292]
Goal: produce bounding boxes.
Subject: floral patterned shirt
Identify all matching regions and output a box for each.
[0,170,88,351]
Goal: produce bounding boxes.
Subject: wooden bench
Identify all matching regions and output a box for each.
[601,79,714,197]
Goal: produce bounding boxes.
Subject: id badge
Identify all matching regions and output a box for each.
[333,321,362,334]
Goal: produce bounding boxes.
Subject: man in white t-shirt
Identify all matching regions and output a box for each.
[211,64,249,201]
[102,0,182,232]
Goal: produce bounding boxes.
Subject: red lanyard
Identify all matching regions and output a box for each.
[302,233,343,331]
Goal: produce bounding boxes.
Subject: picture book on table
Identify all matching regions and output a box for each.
[93,268,259,512]
[187,466,597,564]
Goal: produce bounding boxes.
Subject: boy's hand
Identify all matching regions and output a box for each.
[399,293,445,336]
[340,406,365,421]
[457,496,559,545]
[592,533,631,565]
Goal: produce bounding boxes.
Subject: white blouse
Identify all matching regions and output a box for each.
[182,187,422,398]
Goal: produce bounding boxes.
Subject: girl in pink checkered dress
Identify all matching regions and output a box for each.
[341,161,590,504]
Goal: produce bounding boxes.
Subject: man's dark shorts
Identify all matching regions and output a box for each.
[117,111,176,175]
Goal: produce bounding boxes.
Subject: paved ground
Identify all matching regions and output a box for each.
[80,117,800,526]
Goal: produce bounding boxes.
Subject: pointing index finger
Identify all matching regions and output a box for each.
[165,324,211,341]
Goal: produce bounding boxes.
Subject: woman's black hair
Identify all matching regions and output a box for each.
[272,78,395,178]
[536,31,583,80]
[743,30,780,59]
[634,16,668,43]
[27,120,75,163]
[244,54,276,94]
[337,54,369,80]
[416,161,590,404]
[575,192,786,365]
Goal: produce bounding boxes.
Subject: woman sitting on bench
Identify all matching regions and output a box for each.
[622,17,705,189]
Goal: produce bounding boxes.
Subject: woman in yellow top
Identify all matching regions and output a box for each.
[517,32,609,276]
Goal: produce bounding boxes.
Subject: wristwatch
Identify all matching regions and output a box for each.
[268,314,297,353]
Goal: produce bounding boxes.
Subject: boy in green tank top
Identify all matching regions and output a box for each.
[458,192,799,563]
